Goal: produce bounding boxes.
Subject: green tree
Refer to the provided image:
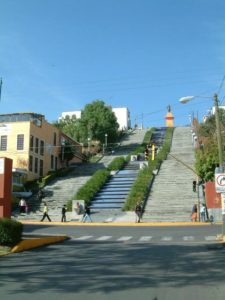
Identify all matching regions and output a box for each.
[195,109,225,181]
[53,115,81,141]
[78,100,119,144]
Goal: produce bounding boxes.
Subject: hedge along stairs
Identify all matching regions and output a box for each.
[14,129,147,222]
[142,127,197,222]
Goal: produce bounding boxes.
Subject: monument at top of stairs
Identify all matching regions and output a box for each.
[165,105,174,127]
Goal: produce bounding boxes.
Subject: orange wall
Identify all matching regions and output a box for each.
[205,181,221,208]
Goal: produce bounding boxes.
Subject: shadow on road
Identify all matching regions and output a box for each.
[0,241,225,296]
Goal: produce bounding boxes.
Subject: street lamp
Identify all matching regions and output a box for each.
[105,133,108,149]
[87,137,91,153]
[180,93,225,233]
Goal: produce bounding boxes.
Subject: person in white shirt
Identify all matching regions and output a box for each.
[19,198,27,213]
[200,204,206,222]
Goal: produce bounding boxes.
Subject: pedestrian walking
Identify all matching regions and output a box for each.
[18,198,27,213]
[135,202,142,223]
[37,188,44,201]
[191,204,198,222]
[200,204,206,222]
[81,205,92,222]
[61,205,67,222]
[40,202,51,222]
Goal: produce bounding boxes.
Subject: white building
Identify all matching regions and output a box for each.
[60,110,81,119]
[60,107,131,131]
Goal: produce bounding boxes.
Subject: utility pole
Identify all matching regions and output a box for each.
[214,93,223,169]
[214,93,225,237]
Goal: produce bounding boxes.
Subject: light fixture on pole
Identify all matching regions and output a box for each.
[87,137,91,153]
[179,93,225,234]
[105,133,108,149]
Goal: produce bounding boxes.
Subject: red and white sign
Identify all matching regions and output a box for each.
[215,173,225,193]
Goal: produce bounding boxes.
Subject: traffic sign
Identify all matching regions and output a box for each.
[215,173,225,193]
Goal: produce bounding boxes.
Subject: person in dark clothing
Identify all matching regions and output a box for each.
[61,205,67,222]
[81,205,92,222]
[135,202,142,223]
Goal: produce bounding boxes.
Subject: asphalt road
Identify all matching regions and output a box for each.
[22,223,222,244]
[1,224,225,300]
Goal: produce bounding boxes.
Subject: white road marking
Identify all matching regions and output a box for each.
[161,236,173,241]
[75,236,93,240]
[205,236,217,241]
[96,236,112,241]
[139,236,153,242]
[183,236,195,241]
[117,236,133,241]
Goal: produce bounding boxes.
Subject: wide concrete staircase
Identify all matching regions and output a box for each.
[13,129,147,222]
[142,127,197,222]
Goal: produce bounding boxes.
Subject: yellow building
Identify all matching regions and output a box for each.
[0,113,83,186]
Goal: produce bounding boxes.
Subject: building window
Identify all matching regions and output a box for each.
[39,159,43,177]
[0,135,7,151]
[51,155,54,169]
[40,140,44,156]
[34,157,38,173]
[29,155,33,172]
[30,135,34,152]
[17,134,24,150]
[35,138,39,154]
[55,157,58,170]
[53,132,57,146]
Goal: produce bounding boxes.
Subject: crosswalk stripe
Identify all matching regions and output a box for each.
[139,236,153,242]
[75,235,93,240]
[183,236,195,241]
[96,236,112,241]
[204,236,217,241]
[161,236,173,241]
[117,236,133,241]
[71,235,217,243]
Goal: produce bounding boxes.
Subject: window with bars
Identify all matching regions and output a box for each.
[40,140,44,156]
[17,134,24,150]
[55,157,58,171]
[51,155,54,169]
[0,135,7,151]
[35,138,39,154]
[53,132,57,146]
[30,135,34,152]
[39,159,43,176]
[29,155,33,172]
[34,157,38,173]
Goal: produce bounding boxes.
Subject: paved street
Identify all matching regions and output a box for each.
[22,223,222,244]
[1,224,225,300]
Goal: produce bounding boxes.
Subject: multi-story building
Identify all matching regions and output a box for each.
[0,113,82,186]
[60,107,131,130]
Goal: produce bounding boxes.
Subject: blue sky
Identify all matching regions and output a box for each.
[1,0,225,128]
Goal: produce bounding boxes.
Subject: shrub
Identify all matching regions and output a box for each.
[124,127,174,211]
[66,169,110,210]
[107,157,126,171]
[0,218,23,247]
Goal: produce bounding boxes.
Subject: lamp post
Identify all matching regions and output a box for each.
[180,94,225,233]
[87,137,91,153]
[105,133,108,150]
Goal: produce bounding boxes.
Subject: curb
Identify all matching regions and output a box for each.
[20,220,220,227]
[11,235,69,253]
